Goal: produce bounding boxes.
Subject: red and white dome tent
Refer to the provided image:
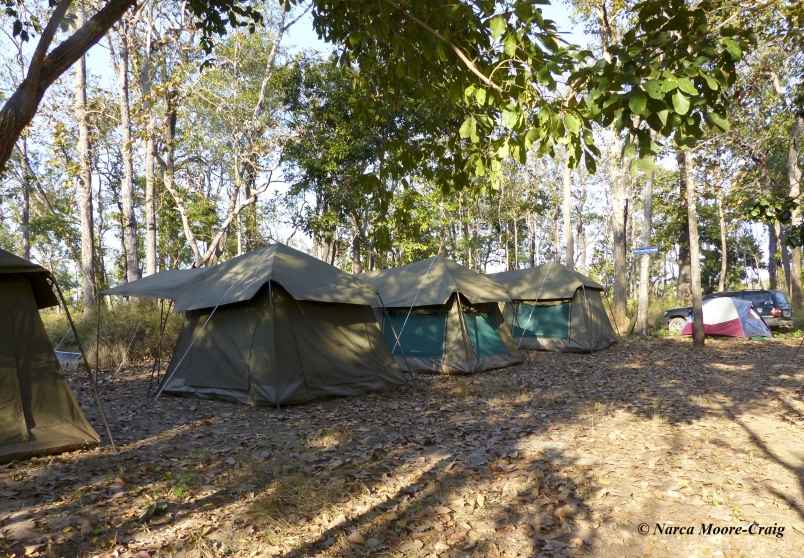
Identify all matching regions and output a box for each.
[680,297,772,340]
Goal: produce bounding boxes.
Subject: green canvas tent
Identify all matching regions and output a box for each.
[102,244,406,406]
[489,263,617,353]
[0,249,100,463]
[363,256,523,374]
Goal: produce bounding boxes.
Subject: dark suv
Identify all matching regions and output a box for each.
[662,290,794,332]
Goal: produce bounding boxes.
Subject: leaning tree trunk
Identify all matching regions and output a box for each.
[563,150,574,270]
[74,1,96,317]
[636,166,655,337]
[681,150,704,348]
[110,21,140,281]
[788,116,803,307]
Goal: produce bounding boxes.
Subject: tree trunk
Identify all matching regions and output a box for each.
[677,152,692,305]
[74,1,96,317]
[563,150,574,270]
[636,166,654,337]
[682,150,705,348]
[576,174,587,274]
[137,11,157,276]
[788,116,803,306]
[768,223,778,291]
[717,189,727,292]
[609,135,628,327]
[20,136,31,260]
[109,21,140,281]
[350,212,362,273]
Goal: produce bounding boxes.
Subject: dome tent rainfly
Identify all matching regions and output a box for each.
[0,249,100,463]
[102,243,407,406]
[362,255,523,374]
[680,297,772,340]
[489,263,617,353]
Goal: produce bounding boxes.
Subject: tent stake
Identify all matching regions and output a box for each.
[49,277,118,453]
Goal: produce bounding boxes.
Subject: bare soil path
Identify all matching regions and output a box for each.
[3,337,804,558]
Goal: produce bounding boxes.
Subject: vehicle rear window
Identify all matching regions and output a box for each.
[741,292,771,305]
[773,291,790,306]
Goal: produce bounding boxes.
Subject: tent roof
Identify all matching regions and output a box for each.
[363,255,511,307]
[489,262,605,301]
[102,244,380,311]
[0,249,58,308]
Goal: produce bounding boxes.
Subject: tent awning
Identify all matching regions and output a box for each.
[0,249,58,309]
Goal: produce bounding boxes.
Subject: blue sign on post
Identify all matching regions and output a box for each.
[632,246,659,255]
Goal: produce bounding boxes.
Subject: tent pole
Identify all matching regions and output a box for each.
[377,292,417,390]
[517,261,553,349]
[49,277,118,453]
[580,285,593,354]
[269,281,280,410]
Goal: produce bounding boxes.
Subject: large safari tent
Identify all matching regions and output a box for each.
[490,263,617,353]
[103,243,406,406]
[363,256,523,374]
[0,249,100,463]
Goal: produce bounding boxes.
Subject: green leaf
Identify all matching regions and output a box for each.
[504,35,517,57]
[700,72,719,90]
[490,16,506,40]
[677,78,698,96]
[636,157,661,172]
[723,38,742,61]
[564,113,581,134]
[475,88,487,106]
[622,142,637,158]
[644,80,663,100]
[705,111,731,131]
[459,116,476,139]
[660,78,678,93]
[628,89,647,115]
[502,107,519,130]
[672,91,690,115]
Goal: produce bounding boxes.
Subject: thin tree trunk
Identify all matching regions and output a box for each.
[138,9,157,275]
[677,154,692,305]
[636,167,654,336]
[717,189,727,292]
[74,1,96,316]
[350,212,362,273]
[682,150,704,348]
[20,135,31,260]
[109,21,139,281]
[768,223,778,291]
[563,150,574,270]
[788,117,803,306]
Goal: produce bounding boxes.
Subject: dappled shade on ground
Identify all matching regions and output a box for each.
[2,337,804,557]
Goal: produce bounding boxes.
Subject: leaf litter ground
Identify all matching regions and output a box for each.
[3,337,804,558]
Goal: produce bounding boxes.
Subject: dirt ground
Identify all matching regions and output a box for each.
[3,336,804,558]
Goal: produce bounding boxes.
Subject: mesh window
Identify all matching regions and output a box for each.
[512,302,570,339]
[462,312,508,357]
[382,311,445,359]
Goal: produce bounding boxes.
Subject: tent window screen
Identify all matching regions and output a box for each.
[513,302,570,339]
[462,312,507,357]
[383,311,445,359]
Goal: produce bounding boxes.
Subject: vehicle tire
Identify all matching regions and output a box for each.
[667,317,686,333]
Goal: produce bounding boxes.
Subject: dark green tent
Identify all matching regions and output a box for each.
[489,263,617,353]
[0,250,100,463]
[103,244,406,406]
[363,256,523,374]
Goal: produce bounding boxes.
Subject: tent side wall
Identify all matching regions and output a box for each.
[0,276,99,464]
[383,295,522,374]
[161,285,404,406]
[508,289,616,353]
